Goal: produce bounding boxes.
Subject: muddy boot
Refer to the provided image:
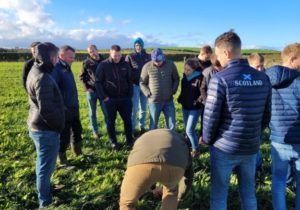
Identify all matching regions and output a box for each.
[58,152,68,166]
[72,141,82,156]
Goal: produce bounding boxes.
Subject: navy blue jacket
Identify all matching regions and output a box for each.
[203,59,271,155]
[266,65,300,144]
[52,59,79,109]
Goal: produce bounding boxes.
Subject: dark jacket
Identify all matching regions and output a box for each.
[178,71,203,110]
[22,58,35,91]
[125,50,151,85]
[266,65,300,144]
[26,44,65,132]
[203,59,272,155]
[198,58,212,70]
[95,57,133,100]
[79,55,104,91]
[52,59,79,109]
[200,66,219,105]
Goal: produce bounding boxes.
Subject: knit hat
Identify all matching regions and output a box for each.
[151,48,165,62]
[133,37,144,50]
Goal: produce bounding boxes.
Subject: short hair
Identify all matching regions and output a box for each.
[111,45,121,52]
[248,53,265,63]
[185,58,200,70]
[31,41,41,48]
[43,42,59,57]
[215,30,241,54]
[210,53,222,68]
[201,45,213,54]
[281,43,300,63]
[59,45,75,54]
[87,44,97,51]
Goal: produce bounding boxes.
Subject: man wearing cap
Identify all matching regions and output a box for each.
[140,48,179,130]
[125,37,151,136]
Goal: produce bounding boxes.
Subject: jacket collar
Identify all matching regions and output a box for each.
[225,59,249,69]
[108,56,124,64]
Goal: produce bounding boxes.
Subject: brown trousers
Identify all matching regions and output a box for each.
[119,163,184,210]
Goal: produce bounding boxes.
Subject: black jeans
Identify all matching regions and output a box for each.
[103,97,133,145]
[60,107,83,153]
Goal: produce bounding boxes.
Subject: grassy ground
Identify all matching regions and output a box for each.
[0,57,296,210]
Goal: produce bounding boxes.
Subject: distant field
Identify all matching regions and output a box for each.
[0,59,295,209]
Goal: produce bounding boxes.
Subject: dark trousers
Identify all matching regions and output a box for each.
[60,107,83,153]
[103,97,133,145]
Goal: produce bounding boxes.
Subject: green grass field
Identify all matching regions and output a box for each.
[0,58,296,210]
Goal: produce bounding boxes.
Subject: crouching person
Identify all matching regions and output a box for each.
[26,42,65,208]
[119,129,193,210]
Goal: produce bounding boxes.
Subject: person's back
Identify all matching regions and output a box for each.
[266,65,300,143]
[204,59,271,154]
[265,43,300,210]
[127,129,189,168]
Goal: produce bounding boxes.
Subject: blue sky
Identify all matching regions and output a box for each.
[0,0,299,49]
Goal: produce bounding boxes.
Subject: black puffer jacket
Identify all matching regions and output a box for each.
[26,43,65,132]
[80,55,104,91]
[95,57,132,100]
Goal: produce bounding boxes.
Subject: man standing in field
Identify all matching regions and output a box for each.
[80,44,107,139]
[26,42,64,208]
[125,37,151,136]
[202,31,271,210]
[95,45,133,150]
[22,41,40,91]
[265,43,300,210]
[53,45,83,165]
[140,48,179,130]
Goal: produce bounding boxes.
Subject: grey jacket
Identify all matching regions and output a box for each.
[26,44,65,132]
[140,60,179,103]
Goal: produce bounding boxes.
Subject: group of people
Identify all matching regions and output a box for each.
[23,30,300,210]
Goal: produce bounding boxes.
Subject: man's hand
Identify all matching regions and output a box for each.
[199,136,205,145]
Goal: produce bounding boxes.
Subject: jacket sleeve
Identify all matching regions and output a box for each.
[140,64,151,97]
[202,75,226,144]
[79,61,89,91]
[199,74,209,105]
[95,62,107,100]
[22,61,31,91]
[172,62,180,94]
[262,80,272,129]
[35,75,65,131]
[177,79,184,104]
[127,63,133,97]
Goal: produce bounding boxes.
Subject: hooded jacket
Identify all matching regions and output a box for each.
[125,38,151,85]
[266,65,300,144]
[203,59,272,155]
[26,43,65,132]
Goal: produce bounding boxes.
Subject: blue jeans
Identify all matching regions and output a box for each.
[271,142,300,210]
[210,146,257,210]
[148,100,176,130]
[131,85,148,131]
[103,97,133,145]
[86,91,108,134]
[29,130,60,208]
[182,108,201,151]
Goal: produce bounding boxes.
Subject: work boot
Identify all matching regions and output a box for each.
[72,141,82,156]
[58,152,68,166]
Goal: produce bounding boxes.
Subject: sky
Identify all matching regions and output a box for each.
[0,0,299,50]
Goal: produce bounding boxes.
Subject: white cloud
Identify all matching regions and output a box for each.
[104,15,113,23]
[0,1,168,49]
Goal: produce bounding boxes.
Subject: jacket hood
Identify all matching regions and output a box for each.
[133,37,144,51]
[266,65,300,88]
[34,43,55,73]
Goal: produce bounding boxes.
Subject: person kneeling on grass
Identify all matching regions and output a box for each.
[119,129,193,210]
[178,58,203,158]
